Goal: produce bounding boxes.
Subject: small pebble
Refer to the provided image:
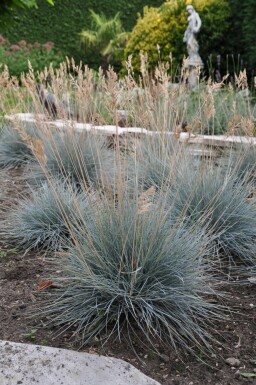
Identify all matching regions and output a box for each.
[160,354,170,363]
[225,357,241,367]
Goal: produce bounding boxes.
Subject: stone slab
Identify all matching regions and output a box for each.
[0,340,161,385]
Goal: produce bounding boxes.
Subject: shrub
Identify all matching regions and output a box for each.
[124,0,231,75]
[0,36,64,77]
[5,180,96,252]
[39,193,221,353]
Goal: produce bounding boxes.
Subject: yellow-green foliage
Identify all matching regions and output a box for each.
[125,0,230,75]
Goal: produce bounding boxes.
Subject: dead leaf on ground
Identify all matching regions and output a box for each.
[37,281,53,291]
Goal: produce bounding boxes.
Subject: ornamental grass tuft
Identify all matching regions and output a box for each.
[166,155,256,267]
[35,130,115,189]
[5,180,96,252]
[0,124,35,167]
[231,146,256,184]
[40,193,221,354]
[136,134,178,191]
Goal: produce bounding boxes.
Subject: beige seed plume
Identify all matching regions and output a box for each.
[14,126,47,165]
[235,69,248,90]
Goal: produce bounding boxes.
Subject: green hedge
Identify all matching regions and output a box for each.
[0,0,163,68]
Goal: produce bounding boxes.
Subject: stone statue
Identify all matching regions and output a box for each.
[183,5,203,69]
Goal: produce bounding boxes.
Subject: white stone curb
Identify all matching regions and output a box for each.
[6,113,256,147]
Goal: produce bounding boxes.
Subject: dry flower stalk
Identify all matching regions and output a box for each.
[203,87,215,120]
[0,57,254,138]
[235,69,248,90]
[227,115,254,137]
[138,186,156,214]
[14,126,47,165]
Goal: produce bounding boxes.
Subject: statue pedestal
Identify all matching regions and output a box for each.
[187,66,200,88]
[184,57,204,89]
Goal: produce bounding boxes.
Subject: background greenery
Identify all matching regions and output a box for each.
[0,0,255,78]
[0,0,53,14]
[125,0,231,76]
[0,0,163,68]
[0,39,64,77]
[227,0,256,78]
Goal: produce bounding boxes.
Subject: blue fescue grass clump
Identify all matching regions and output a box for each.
[41,194,221,354]
[231,146,256,184]
[166,156,256,267]
[136,134,178,190]
[0,124,35,167]
[5,180,96,252]
[37,130,115,188]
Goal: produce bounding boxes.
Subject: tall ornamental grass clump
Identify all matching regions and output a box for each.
[40,193,221,353]
[166,156,256,267]
[1,58,255,137]
[5,180,96,252]
[177,86,256,136]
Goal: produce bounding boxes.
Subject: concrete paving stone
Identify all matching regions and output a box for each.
[0,340,161,385]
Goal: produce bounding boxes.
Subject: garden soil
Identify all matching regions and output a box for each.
[0,168,255,385]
